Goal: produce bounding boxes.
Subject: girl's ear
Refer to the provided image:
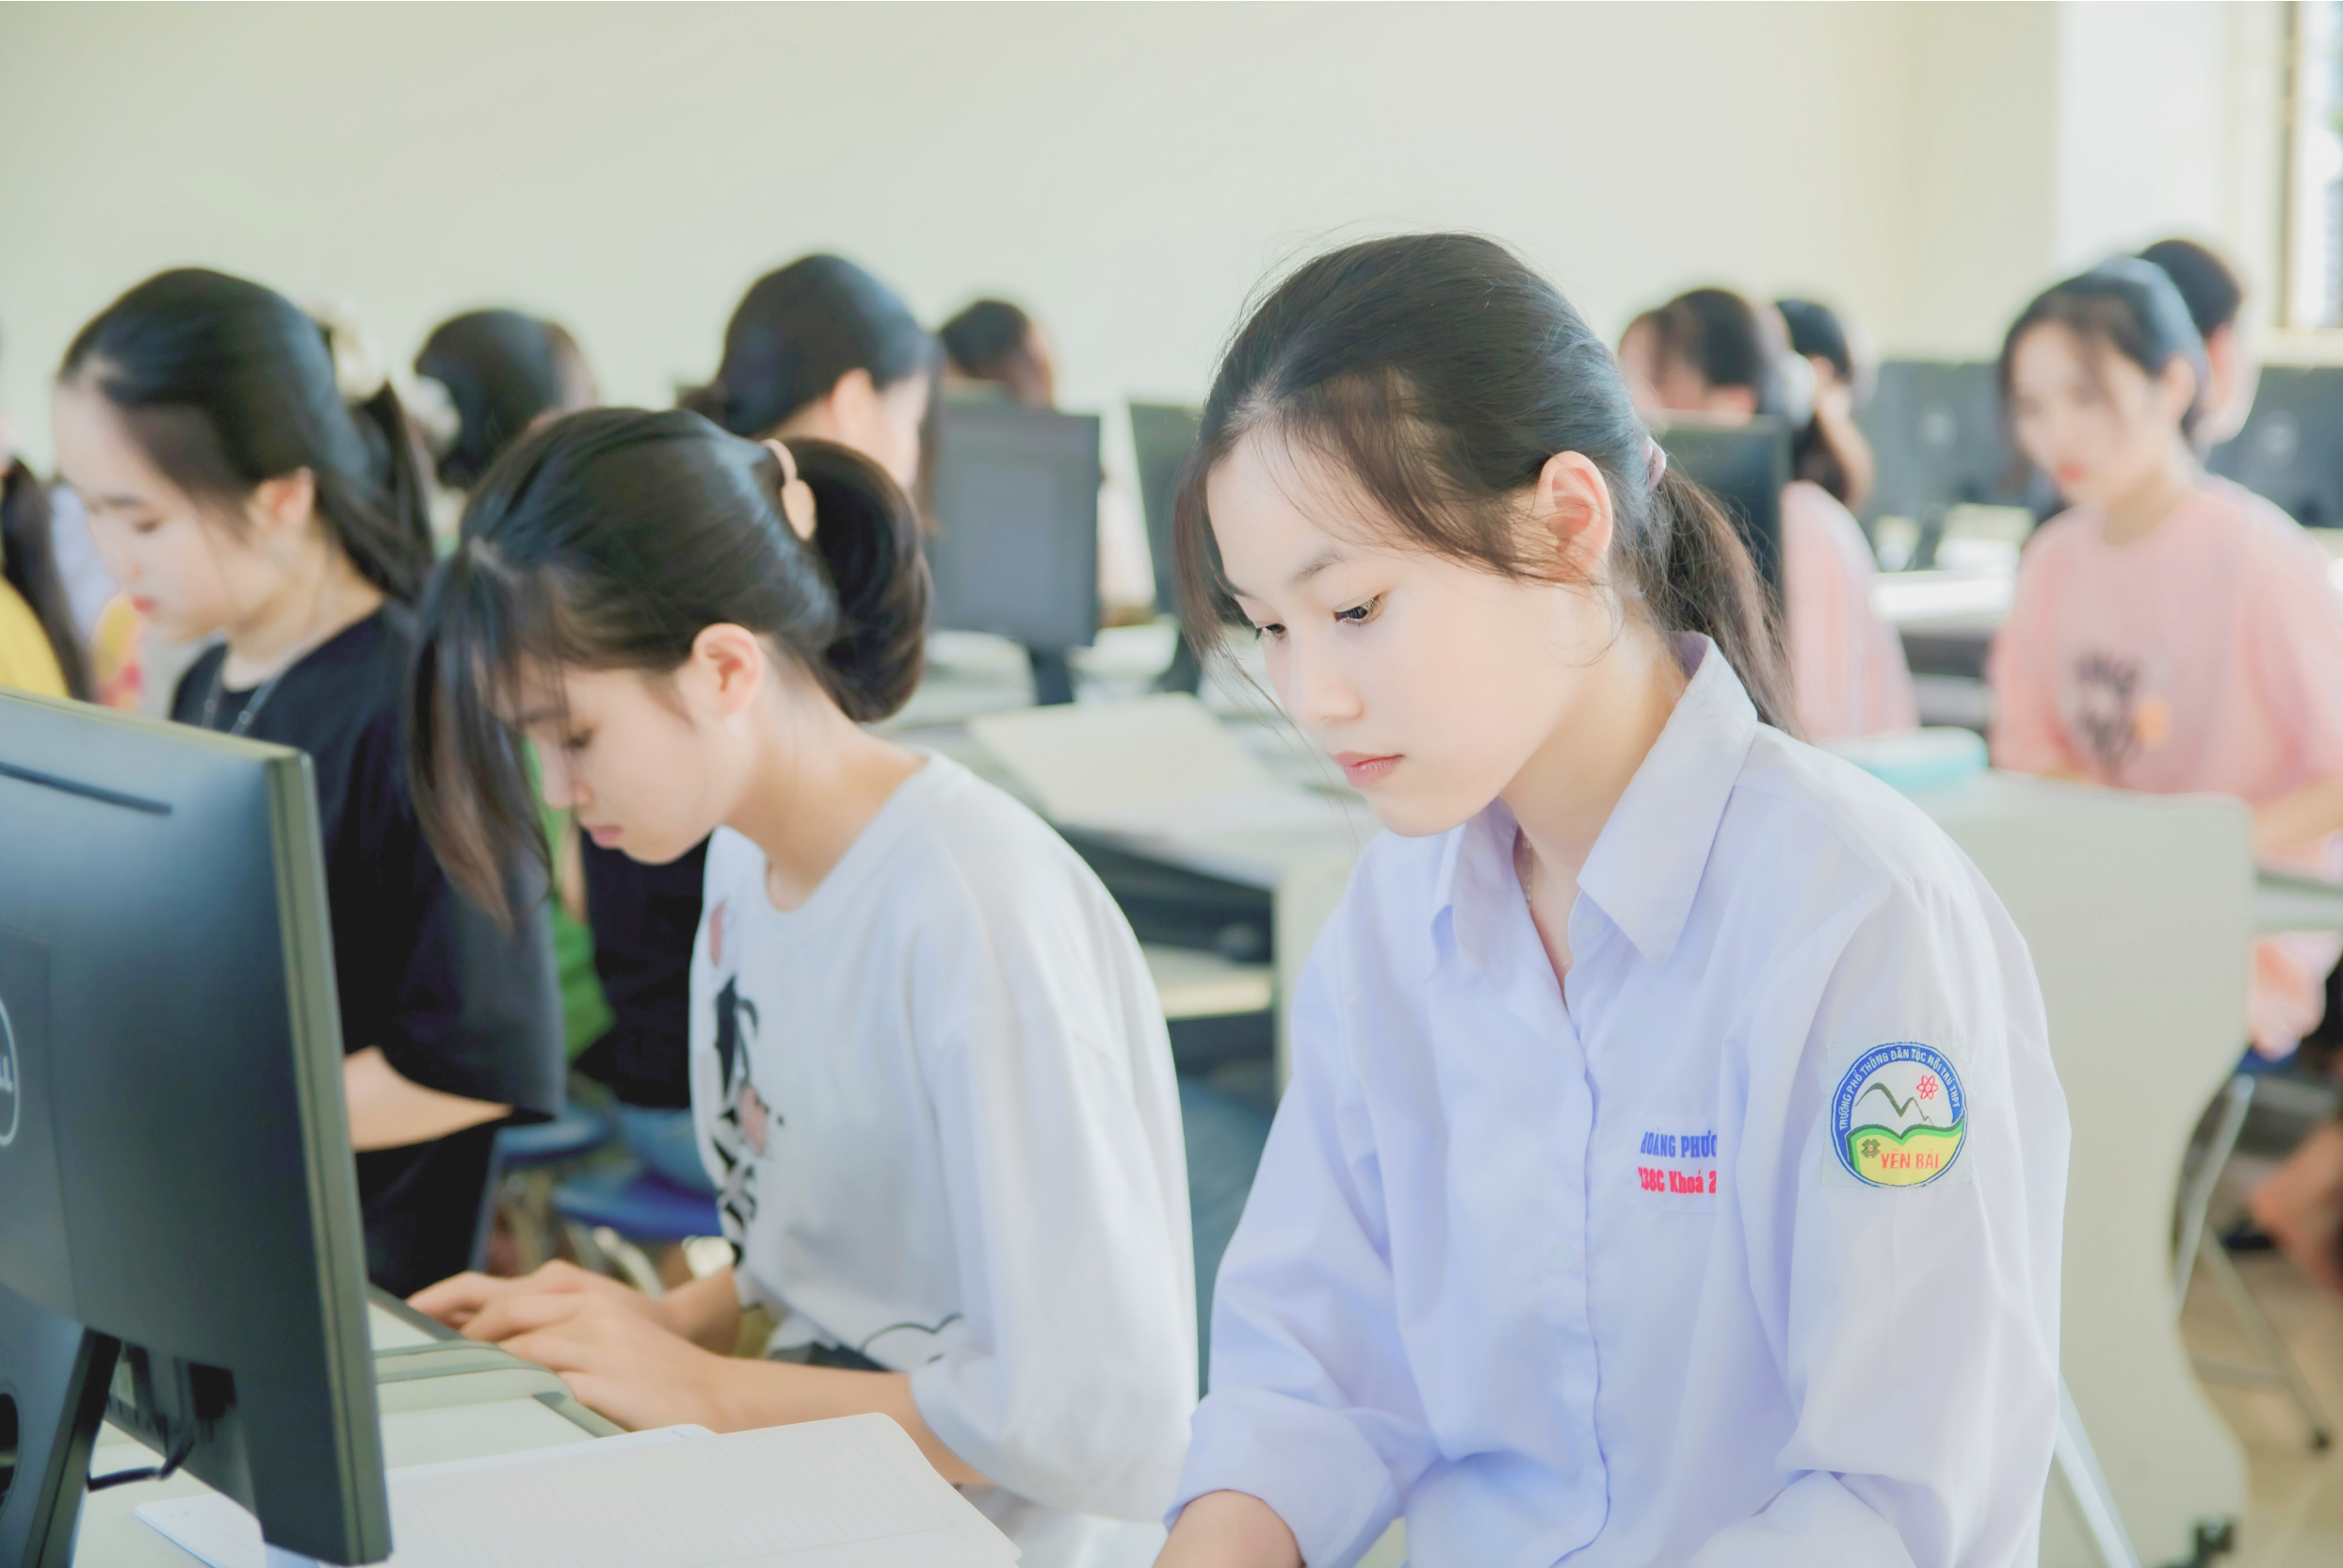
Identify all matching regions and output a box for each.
[248,467,317,546]
[1529,451,1617,582]
[2158,355,2201,428]
[822,368,881,444]
[684,622,769,720]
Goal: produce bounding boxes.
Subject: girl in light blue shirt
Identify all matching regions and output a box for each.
[1156,234,2069,1568]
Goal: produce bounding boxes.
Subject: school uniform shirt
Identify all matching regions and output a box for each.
[1173,636,2068,1568]
[687,753,1196,1568]
[173,607,564,1296]
[1784,478,1917,742]
[1990,477,2343,1055]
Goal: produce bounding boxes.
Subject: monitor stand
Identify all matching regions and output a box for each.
[0,1283,120,1568]
[1154,635,1204,696]
[1026,646,1075,706]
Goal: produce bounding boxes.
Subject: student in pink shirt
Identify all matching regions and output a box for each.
[1619,290,1916,742]
[1990,257,2343,1285]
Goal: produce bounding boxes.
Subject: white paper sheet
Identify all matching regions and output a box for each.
[137,1416,1017,1568]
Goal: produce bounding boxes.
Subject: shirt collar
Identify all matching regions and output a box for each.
[1430,635,1758,971]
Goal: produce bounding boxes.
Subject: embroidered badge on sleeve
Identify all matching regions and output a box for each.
[1830,1042,1967,1188]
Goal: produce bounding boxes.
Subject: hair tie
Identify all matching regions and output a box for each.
[763,439,818,542]
[1646,436,1668,489]
[301,296,388,404]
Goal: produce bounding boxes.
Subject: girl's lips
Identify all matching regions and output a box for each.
[1334,752,1402,787]
[129,597,156,615]
[2052,464,2088,488]
[585,824,623,848]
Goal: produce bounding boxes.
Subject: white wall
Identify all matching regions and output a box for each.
[0,1,1913,461]
[0,2,2284,468]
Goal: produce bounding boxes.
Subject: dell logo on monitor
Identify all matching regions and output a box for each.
[0,991,18,1147]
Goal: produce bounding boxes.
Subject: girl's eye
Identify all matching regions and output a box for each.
[129,518,165,537]
[1334,596,1383,626]
[561,731,593,754]
[1252,621,1286,641]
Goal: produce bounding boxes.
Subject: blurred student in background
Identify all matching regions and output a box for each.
[414,309,599,532]
[1,416,93,699]
[941,298,1057,408]
[6,329,140,706]
[1775,296,1877,514]
[1986,259,2343,1285]
[2140,237,2258,449]
[52,268,564,1294]
[941,296,1155,621]
[566,255,942,1196]
[1619,287,1916,741]
[687,253,935,492]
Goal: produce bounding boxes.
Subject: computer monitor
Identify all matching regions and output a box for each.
[1128,402,1207,695]
[2208,365,2343,529]
[1651,416,1790,606]
[1129,401,1203,619]
[1858,360,2038,530]
[927,400,1102,656]
[0,692,388,1565]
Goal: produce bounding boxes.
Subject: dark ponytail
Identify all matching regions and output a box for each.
[58,268,433,603]
[1174,234,1792,731]
[1643,463,1783,716]
[0,461,94,700]
[790,439,929,719]
[348,380,432,561]
[408,408,929,915]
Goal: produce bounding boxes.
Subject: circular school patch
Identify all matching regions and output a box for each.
[1832,1042,1964,1188]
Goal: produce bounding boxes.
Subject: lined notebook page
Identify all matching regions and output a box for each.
[138,1415,1018,1568]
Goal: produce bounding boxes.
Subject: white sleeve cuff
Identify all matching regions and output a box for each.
[1170,1387,1400,1567]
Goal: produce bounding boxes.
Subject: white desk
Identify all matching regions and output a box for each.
[73,1300,616,1566]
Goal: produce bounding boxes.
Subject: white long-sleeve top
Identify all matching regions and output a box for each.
[1172,639,2068,1567]
[688,753,1195,1566]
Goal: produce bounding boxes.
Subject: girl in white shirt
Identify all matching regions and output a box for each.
[406,409,1195,1567]
[1156,235,2068,1567]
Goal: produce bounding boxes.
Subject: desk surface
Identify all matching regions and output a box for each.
[2257,868,2343,933]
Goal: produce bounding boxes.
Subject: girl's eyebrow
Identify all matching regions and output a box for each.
[1227,544,1349,602]
[1287,545,1349,589]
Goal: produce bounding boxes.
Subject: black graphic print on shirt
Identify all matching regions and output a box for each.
[708,965,774,1259]
[2068,649,2173,779]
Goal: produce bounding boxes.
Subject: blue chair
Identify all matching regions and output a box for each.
[498,1103,615,1169]
[552,1163,723,1296]
[488,1104,614,1273]
[1180,1076,1274,1390]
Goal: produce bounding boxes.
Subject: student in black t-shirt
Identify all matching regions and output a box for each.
[51,268,564,1295]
